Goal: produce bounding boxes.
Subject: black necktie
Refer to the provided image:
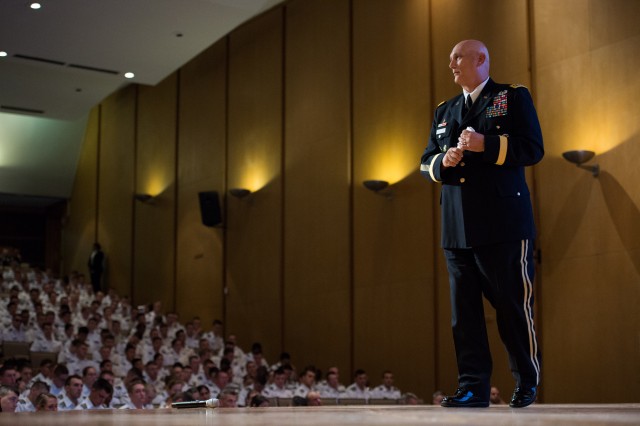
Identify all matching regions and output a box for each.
[464,95,473,116]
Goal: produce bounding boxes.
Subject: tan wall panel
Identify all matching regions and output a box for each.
[134,74,177,310]
[98,86,136,299]
[430,0,533,397]
[63,107,99,277]
[352,0,434,396]
[226,9,283,360]
[176,41,227,329]
[431,0,531,101]
[534,0,640,402]
[284,0,351,375]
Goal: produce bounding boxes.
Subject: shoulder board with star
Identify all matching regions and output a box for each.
[510,83,528,89]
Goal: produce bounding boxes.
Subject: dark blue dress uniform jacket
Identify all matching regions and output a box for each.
[420,79,544,248]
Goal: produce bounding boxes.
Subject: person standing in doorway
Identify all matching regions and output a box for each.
[88,242,105,294]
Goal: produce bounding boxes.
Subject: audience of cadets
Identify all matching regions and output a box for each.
[0,259,423,412]
[370,370,401,400]
[344,369,371,400]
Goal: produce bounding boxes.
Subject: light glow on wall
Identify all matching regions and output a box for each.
[141,171,172,197]
[231,148,278,193]
[363,135,419,185]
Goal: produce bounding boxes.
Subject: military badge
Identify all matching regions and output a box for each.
[486,91,508,118]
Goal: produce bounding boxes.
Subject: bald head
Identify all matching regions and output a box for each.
[449,40,490,92]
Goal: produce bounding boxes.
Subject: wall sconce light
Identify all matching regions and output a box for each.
[229,188,252,199]
[562,150,599,177]
[363,180,392,199]
[363,180,389,192]
[134,193,155,203]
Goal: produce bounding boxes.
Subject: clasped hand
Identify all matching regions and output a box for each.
[442,129,485,168]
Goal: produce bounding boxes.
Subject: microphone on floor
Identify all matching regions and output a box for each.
[171,398,219,409]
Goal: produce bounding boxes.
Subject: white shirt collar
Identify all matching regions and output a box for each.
[463,76,490,104]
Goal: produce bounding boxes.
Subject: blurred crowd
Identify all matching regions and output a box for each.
[0,247,419,413]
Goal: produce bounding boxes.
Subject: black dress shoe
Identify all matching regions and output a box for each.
[509,386,537,408]
[441,388,489,408]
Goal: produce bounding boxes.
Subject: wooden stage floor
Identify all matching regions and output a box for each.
[2,404,639,425]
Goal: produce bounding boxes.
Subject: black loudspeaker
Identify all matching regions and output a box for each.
[198,191,222,227]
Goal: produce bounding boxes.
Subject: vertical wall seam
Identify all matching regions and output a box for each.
[426,0,440,392]
[222,35,230,335]
[95,104,102,242]
[280,5,287,354]
[173,71,181,313]
[526,0,544,399]
[348,0,355,376]
[131,85,139,302]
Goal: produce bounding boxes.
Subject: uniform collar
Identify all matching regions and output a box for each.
[463,76,490,104]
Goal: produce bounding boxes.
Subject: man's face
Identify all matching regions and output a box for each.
[99,346,111,359]
[327,373,339,388]
[274,373,286,388]
[43,324,53,337]
[490,387,501,403]
[181,367,192,381]
[213,323,223,335]
[20,367,33,384]
[146,363,158,378]
[215,372,229,388]
[101,374,115,386]
[90,389,110,407]
[0,391,18,412]
[382,373,393,387]
[449,41,479,88]
[130,384,147,406]
[301,370,316,387]
[200,387,211,400]
[219,393,237,408]
[67,378,84,400]
[355,373,367,389]
[84,368,98,385]
[189,358,200,371]
[307,392,322,406]
[44,396,58,411]
[77,344,88,359]
[0,368,17,386]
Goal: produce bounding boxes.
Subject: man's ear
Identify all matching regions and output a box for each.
[477,53,486,66]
